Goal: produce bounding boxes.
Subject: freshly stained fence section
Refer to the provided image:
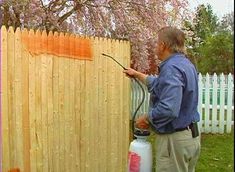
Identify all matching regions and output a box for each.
[1,26,131,172]
[131,73,234,134]
[21,28,92,60]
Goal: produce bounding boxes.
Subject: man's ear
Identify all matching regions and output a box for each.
[161,42,167,51]
[162,42,170,52]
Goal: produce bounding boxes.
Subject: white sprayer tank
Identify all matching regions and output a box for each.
[128,134,152,172]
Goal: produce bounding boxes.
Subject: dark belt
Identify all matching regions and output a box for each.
[175,123,192,132]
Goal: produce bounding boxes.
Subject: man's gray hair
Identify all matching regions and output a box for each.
[158,27,186,54]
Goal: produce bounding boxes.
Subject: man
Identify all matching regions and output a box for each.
[124,27,201,172]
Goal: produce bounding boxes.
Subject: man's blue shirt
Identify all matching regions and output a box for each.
[146,53,200,134]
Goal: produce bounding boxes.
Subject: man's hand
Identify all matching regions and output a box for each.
[135,115,149,129]
[123,68,148,85]
[123,68,139,78]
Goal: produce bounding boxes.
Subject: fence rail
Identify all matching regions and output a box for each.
[131,73,234,134]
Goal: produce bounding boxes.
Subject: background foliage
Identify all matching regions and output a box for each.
[183,4,234,74]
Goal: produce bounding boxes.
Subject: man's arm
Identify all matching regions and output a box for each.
[123,68,148,85]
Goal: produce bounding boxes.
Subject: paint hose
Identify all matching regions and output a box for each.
[102,53,145,137]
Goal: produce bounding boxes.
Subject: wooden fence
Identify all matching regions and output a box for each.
[131,73,234,134]
[1,26,131,172]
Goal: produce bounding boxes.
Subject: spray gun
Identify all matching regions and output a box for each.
[101,53,150,138]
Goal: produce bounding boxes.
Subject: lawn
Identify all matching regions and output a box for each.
[147,131,234,172]
[196,132,234,172]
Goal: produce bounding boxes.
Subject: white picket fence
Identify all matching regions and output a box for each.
[131,73,234,134]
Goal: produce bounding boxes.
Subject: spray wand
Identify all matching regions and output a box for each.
[102,53,146,138]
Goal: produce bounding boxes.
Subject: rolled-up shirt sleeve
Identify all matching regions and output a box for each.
[146,75,158,93]
[148,67,184,132]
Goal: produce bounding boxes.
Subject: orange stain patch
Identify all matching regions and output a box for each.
[22,30,92,60]
[8,168,20,172]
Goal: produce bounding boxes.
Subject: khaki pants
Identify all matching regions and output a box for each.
[155,129,201,172]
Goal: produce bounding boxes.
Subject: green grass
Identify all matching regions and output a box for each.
[196,132,234,172]
[147,131,234,172]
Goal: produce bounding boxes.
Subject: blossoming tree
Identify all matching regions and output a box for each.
[0,0,189,73]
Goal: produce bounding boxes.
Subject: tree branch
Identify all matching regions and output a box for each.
[57,3,82,24]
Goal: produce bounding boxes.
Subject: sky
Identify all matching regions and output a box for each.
[188,0,234,19]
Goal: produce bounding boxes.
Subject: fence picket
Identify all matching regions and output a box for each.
[205,73,210,133]
[219,74,225,134]
[41,30,49,172]
[52,31,60,172]
[35,29,43,172]
[1,25,10,172]
[58,32,66,172]
[212,73,218,133]
[68,34,76,172]
[14,27,24,170]
[198,73,203,132]
[8,26,16,168]
[123,40,131,169]
[226,74,233,133]
[63,33,71,172]
[28,28,37,172]
[21,28,30,172]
